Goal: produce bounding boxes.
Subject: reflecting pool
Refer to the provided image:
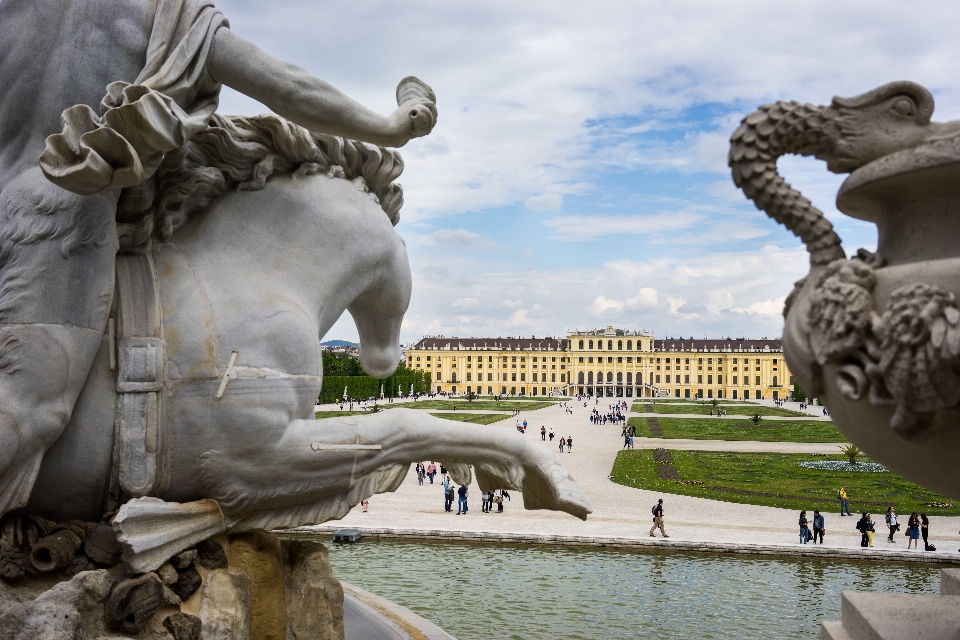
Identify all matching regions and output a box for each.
[324,538,949,639]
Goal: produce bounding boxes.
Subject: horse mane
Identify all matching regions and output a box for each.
[121,114,405,245]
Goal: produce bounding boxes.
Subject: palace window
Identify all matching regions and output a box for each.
[707,375,712,384]
[755,376,760,385]
[707,358,712,364]
[607,357,613,364]
[552,373,556,382]
[607,340,613,350]
[698,358,703,364]
[588,372,594,384]
[627,357,632,363]
[665,375,670,383]
[626,372,632,384]
[532,373,537,381]
[717,375,722,384]
[467,356,471,362]
[606,372,613,383]
[426,356,431,361]
[588,357,593,363]
[627,340,632,350]
[466,373,471,381]
[617,340,622,350]
[617,372,622,383]
[589,340,594,349]
[617,357,622,363]
[578,357,584,363]
[698,375,703,384]
[578,372,584,383]
[685,375,690,384]
[579,340,584,349]
[487,373,492,381]
[656,375,661,383]
[733,376,737,385]
[511,373,516,381]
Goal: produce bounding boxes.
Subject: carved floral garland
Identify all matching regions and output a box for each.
[807,254,960,441]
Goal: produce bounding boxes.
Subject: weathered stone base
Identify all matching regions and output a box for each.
[0,530,346,640]
[820,569,960,639]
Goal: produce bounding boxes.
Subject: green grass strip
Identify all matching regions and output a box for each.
[429,413,511,425]
[383,400,554,412]
[610,450,960,515]
[627,417,847,443]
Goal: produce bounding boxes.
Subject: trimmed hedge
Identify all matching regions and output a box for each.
[320,369,432,403]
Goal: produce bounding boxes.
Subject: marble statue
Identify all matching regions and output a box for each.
[730,80,960,501]
[0,0,592,578]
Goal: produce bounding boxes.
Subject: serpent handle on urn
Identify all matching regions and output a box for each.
[730,80,960,502]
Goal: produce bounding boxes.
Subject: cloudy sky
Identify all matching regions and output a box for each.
[216,0,960,344]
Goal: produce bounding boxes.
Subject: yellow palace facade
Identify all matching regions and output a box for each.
[407,326,795,400]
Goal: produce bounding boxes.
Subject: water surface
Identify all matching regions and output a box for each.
[325,539,947,639]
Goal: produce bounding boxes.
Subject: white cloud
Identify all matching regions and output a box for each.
[543,211,703,241]
[423,229,496,250]
[525,193,564,210]
[627,287,659,309]
[500,299,523,308]
[734,297,786,318]
[587,296,624,316]
[452,297,479,308]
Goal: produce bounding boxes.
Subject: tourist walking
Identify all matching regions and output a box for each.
[549,429,555,441]
[865,514,875,546]
[566,435,573,452]
[558,437,565,453]
[811,510,825,544]
[443,475,454,512]
[541,426,546,441]
[856,512,868,547]
[427,462,437,484]
[907,512,921,549]
[456,484,469,515]
[649,499,668,537]
[495,489,509,513]
[799,510,810,544]
[416,462,425,486]
[885,506,899,542]
[838,486,851,516]
[482,490,493,513]
[921,513,933,551]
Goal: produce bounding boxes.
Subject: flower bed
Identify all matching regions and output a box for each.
[798,460,887,472]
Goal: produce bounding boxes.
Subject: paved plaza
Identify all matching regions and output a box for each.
[305,398,960,554]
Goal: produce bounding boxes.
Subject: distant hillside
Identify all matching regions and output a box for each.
[321,340,359,348]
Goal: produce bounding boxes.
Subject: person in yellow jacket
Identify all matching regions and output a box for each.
[839,486,852,516]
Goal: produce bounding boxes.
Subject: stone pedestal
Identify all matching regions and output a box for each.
[820,569,960,639]
[1,529,348,640]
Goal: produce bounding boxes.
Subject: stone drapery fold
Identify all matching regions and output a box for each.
[39,0,228,195]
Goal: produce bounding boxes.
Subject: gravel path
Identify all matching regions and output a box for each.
[307,399,960,554]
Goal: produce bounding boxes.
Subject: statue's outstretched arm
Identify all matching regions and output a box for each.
[208,29,436,147]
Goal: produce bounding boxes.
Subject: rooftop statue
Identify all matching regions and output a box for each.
[0,0,591,572]
[731,81,960,500]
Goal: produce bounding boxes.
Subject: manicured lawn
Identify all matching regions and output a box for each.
[475,396,570,402]
[634,403,808,417]
[315,411,368,419]
[384,400,554,412]
[610,450,960,516]
[430,413,511,425]
[627,417,847,443]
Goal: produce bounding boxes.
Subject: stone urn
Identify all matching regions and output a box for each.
[730,81,960,500]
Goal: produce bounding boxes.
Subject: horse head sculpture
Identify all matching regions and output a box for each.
[731,80,960,500]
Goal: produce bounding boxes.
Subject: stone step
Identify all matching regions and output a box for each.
[821,590,960,639]
[820,620,854,640]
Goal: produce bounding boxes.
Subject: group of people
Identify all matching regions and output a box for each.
[481,489,511,513]
[415,461,438,485]
[559,435,573,453]
[621,423,637,449]
[797,510,826,544]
